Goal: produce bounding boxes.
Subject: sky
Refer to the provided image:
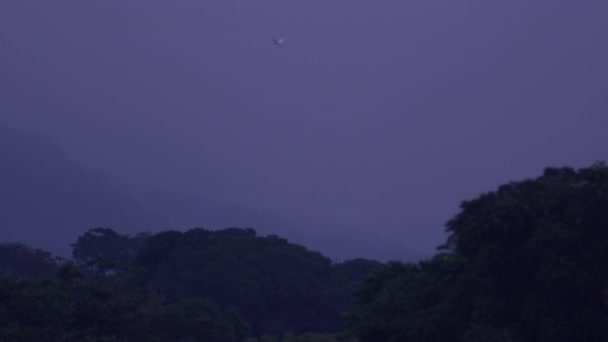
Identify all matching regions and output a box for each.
[1,0,607,258]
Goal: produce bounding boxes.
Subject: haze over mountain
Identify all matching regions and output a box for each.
[1,0,606,260]
[0,123,301,256]
[0,123,425,261]
[0,123,168,255]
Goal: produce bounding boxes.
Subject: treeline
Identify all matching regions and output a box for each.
[3,163,608,341]
[350,163,608,341]
[0,227,379,341]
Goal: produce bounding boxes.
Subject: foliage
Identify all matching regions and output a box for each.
[348,255,465,341]
[11,162,608,341]
[0,242,59,278]
[127,227,377,335]
[349,163,608,341]
[0,267,248,341]
[245,331,358,342]
[65,226,381,338]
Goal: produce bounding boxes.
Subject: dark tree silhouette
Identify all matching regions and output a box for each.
[350,162,608,341]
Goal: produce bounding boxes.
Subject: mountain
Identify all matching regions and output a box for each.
[127,184,303,241]
[0,123,427,262]
[0,123,301,257]
[0,123,169,256]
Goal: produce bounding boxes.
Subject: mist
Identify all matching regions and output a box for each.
[1,0,607,260]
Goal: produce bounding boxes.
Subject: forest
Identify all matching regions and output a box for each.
[3,162,608,341]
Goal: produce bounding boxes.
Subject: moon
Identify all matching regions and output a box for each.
[272,37,287,47]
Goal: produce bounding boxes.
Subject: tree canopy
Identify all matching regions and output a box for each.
[349,163,608,341]
[4,162,608,341]
[1,226,381,340]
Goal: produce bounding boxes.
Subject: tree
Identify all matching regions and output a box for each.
[71,228,136,266]
[147,298,250,341]
[121,227,379,336]
[0,242,59,278]
[444,164,608,341]
[348,255,465,341]
[3,227,382,339]
[350,163,608,341]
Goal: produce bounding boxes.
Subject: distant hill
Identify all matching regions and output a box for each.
[127,185,301,241]
[0,123,428,262]
[0,123,169,256]
[0,123,297,257]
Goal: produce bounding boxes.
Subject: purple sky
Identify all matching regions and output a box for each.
[1,0,607,257]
